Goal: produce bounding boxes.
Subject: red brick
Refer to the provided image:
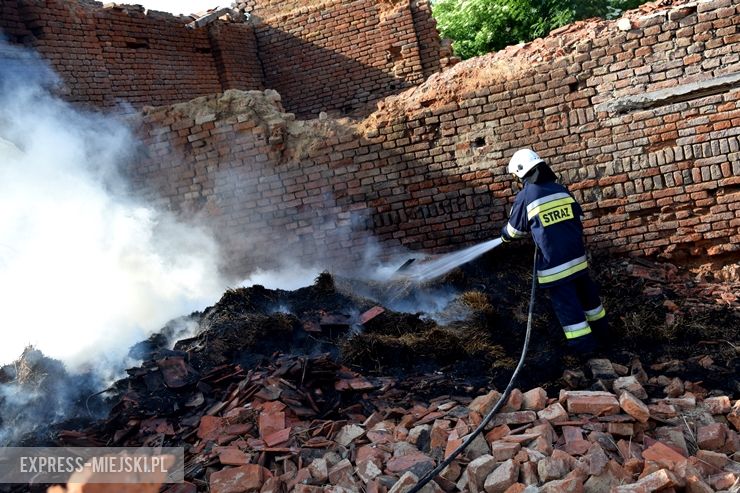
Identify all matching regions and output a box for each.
[703,396,731,414]
[217,447,250,466]
[697,423,727,451]
[198,416,225,442]
[538,402,568,423]
[209,465,271,493]
[613,469,676,492]
[484,459,519,493]
[490,441,521,462]
[565,392,620,416]
[619,391,650,423]
[522,388,548,411]
[641,441,687,470]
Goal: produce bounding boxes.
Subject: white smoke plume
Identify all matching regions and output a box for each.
[0,41,226,371]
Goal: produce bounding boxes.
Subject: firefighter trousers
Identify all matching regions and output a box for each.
[546,273,608,346]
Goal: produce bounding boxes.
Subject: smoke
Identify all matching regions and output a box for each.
[0,41,225,371]
[241,264,322,291]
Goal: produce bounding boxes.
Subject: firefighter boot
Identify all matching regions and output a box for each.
[566,332,597,358]
[589,317,609,348]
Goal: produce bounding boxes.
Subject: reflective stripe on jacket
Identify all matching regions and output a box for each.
[501,181,588,286]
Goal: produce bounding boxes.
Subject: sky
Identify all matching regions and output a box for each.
[134,0,223,15]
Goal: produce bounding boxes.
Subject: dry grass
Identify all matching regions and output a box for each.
[459,290,493,312]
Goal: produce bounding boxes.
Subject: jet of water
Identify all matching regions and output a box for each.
[400,238,504,283]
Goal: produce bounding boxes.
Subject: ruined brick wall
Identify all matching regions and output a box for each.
[246,0,436,117]
[0,0,262,109]
[208,22,264,92]
[2,0,444,115]
[131,90,372,271]
[132,0,739,272]
[410,0,442,78]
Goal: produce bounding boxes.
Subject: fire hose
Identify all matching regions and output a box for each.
[407,245,538,493]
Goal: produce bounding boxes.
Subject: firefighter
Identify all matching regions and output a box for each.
[500,149,607,354]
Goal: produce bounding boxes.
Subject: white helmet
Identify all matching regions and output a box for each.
[507,149,544,178]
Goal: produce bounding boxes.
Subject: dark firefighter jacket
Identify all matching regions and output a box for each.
[501,180,588,286]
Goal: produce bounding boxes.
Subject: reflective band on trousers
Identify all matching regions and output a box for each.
[526,192,575,220]
[506,222,527,239]
[585,305,606,321]
[563,320,592,339]
[537,255,588,284]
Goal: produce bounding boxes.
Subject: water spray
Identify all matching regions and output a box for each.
[396,238,504,283]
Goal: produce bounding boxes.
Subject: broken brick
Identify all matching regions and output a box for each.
[389,471,419,493]
[641,441,687,470]
[198,415,225,442]
[685,475,714,493]
[489,441,521,462]
[463,433,491,460]
[520,461,539,486]
[217,447,250,466]
[328,459,356,488]
[522,387,548,411]
[502,484,527,493]
[386,453,434,476]
[156,355,199,389]
[695,449,729,473]
[613,376,648,400]
[538,402,568,423]
[491,411,537,426]
[469,390,502,417]
[537,450,573,482]
[587,359,618,380]
[258,412,285,439]
[612,469,676,492]
[728,400,740,431]
[703,395,731,414]
[466,454,496,493]
[565,391,620,416]
[209,465,271,493]
[440,461,462,483]
[649,401,678,419]
[584,460,631,493]
[539,471,584,493]
[334,424,364,446]
[618,391,650,423]
[308,458,328,482]
[501,389,523,412]
[484,424,510,443]
[360,306,385,324]
[263,427,291,447]
[707,472,737,490]
[357,458,383,484]
[697,423,727,451]
[606,422,634,437]
[664,378,685,398]
[483,459,518,493]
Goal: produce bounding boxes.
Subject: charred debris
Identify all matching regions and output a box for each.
[1,248,738,492]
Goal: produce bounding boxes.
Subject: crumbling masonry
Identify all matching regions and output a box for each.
[1,0,739,273]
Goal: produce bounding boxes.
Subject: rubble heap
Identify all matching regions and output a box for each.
[31,250,736,493]
[50,353,740,493]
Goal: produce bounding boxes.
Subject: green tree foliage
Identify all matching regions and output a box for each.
[432,0,644,59]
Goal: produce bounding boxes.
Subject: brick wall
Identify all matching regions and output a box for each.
[131,0,740,274]
[208,22,264,92]
[249,0,431,117]
[0,0,262,109]
[2,0,444,115]
[410,0,442,78]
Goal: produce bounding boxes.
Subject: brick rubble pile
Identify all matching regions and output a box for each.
[48,351,740,493]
